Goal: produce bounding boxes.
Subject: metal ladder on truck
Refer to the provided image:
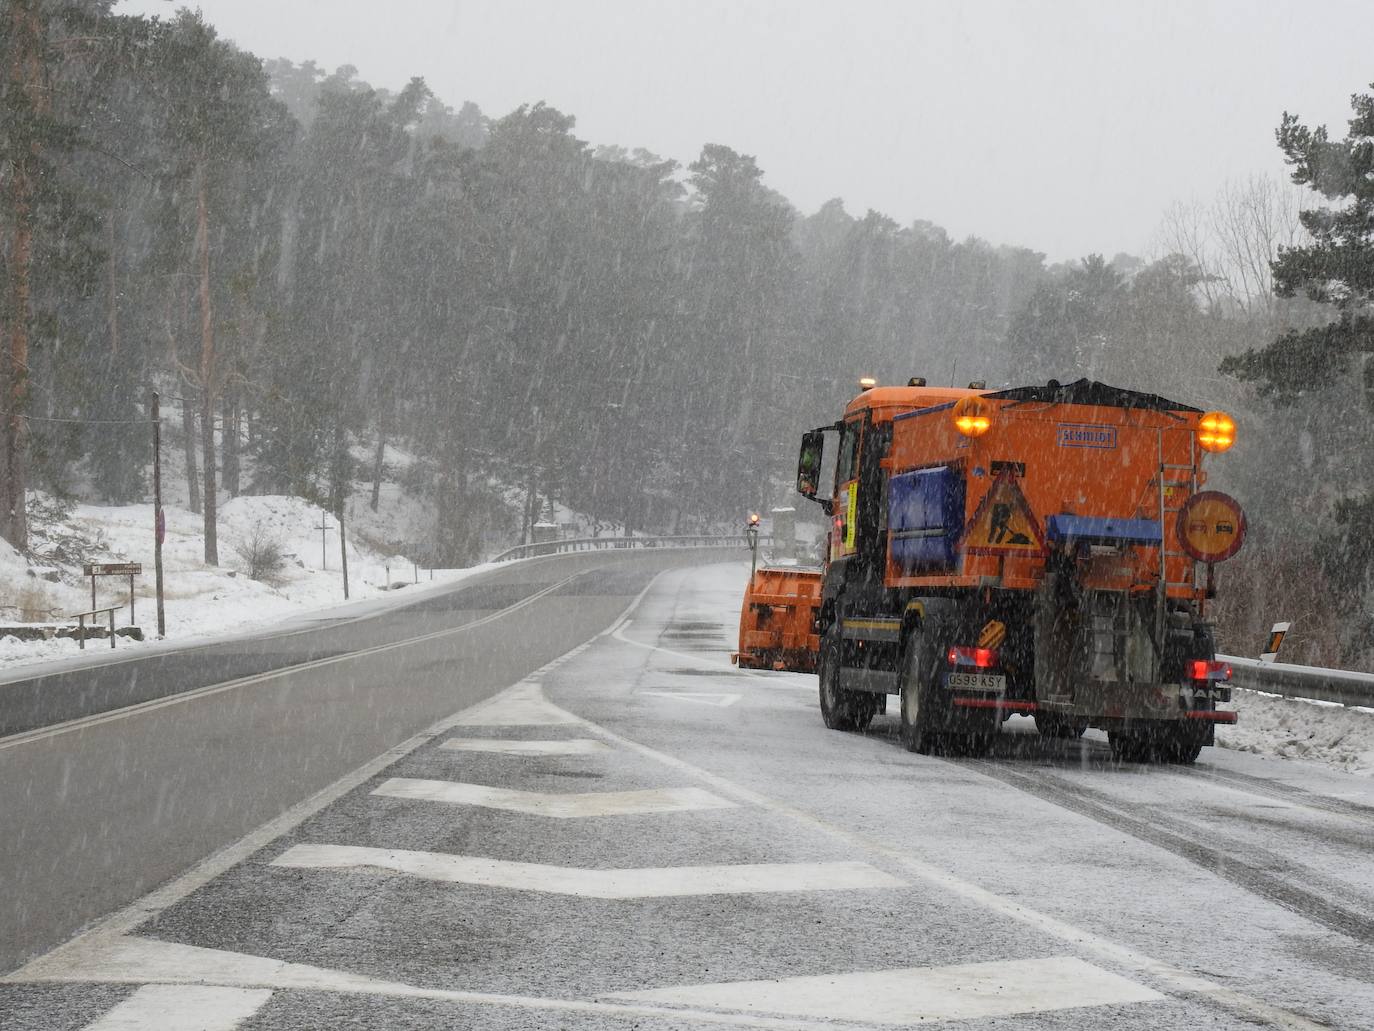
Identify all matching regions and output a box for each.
[1153,428,1200,653]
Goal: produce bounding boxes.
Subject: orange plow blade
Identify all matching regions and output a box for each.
[734,567,823,673]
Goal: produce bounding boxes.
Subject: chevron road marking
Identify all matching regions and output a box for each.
[637,690,741,707]
[372,777,737,817]
[439,737,611,756]
[607,955,1162,1024]
[270,844,903,898]
[83,984,273,1031]
[451,682,582,726]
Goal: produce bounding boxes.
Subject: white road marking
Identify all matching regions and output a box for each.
[0,573,582,752]
[638,690,741,707]
[452,682,581,725]
[439,737,611,756]
[562,703,1329,1031]
[373,777,737,817]
[609,955,1162,1023]
[19,934,863,1031]
[271,844,903,898]
[84,984,273,1031]
[613,619,813,690]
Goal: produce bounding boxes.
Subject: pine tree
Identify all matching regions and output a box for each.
[1221,84,1374,398]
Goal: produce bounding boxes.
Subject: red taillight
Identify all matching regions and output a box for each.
[948,646,998,669]
[1189,659,1232,682]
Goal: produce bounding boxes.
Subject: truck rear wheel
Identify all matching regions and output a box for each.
[1108,730,1152,763]
[818,626,875,732]
[898,625,941,754]
[1036,712,1087,739]
[1158,725,1206,764]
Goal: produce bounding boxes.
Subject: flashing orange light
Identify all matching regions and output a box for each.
[1197,410,1236,453]
[952,395,992,437]
[858,376,878,392]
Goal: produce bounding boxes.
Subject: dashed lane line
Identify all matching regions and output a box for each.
[0,573,583,753]
[372,777,738,817]
[608,955,1164,1024]
[439,737,611,756]
[271,844,904,898]
[82,984,273,1031]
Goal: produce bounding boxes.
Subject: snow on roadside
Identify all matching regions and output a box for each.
[1217,689,1374,776]
[0,493,472,674]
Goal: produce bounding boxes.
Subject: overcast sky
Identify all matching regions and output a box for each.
[116,0,1372,261]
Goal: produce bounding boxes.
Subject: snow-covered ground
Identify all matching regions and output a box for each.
[1218,689,1374,775]
[0,492,479,673]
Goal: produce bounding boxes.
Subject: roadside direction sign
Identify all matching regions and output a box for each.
[83,562,143,576]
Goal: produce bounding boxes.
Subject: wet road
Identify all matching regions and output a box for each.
[3,558,1373,1029]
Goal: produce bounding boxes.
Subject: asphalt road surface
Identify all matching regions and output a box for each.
[4,557,1374,1030]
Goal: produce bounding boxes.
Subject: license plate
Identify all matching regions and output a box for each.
[946,672,1006,693]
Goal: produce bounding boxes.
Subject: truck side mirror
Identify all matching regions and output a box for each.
[797,430,826,504]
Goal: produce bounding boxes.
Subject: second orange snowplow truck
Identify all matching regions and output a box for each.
[741,377,1243,763]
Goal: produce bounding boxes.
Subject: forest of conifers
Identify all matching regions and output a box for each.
[2,3,1372,663]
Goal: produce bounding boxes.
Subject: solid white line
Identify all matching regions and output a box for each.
[552,698,1329,1031]
[271,844,903,898]
[0,574,581,752]
[4,575,662,969]
[373,777,737,817]
[83,984,273,1031]
[609,955,1162,1023]
[439,737,611,756]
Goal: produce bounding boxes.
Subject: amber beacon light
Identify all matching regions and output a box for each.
[952,396,992,437]
[1197,410,1236,453]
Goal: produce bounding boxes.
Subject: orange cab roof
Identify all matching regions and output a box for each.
[844,385,985,421]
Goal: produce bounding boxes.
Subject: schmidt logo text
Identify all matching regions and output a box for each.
[1056,424,1118,449]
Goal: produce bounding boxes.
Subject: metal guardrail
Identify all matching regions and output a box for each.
[1219,653,1374,709]
[490,534,768,563]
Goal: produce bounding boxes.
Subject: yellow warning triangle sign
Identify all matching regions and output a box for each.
[963,472,1047,557]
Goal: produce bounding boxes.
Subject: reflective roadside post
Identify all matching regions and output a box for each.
[746,512,760,582]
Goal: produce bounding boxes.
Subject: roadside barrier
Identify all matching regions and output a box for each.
[490,534,767,563]
[1218,653,1374,708]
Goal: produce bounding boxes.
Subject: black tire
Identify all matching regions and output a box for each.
[1036,712,1087,739]
[1159,726,1206,764]
[1108,730,1152,763]
[898,622,941,754]
[818,626,875,732]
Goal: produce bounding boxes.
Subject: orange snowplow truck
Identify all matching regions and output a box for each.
[739,377,1244,763]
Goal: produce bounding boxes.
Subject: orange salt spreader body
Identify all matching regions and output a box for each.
[735,377,1244,764]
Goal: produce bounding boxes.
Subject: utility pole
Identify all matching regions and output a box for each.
[338,506,349,600]
[315,517,333,570]
[151,391,166,637]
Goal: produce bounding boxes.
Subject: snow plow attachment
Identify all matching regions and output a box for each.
[734,567,823,672]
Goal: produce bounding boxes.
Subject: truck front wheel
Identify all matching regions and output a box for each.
[818,626,874,732]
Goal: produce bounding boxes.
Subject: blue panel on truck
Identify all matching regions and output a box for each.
[889,466,964,571]
[1046,515,1161,545]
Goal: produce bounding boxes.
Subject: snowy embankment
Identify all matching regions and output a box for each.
[1217,689,1374,776]
[0,493,477,673]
